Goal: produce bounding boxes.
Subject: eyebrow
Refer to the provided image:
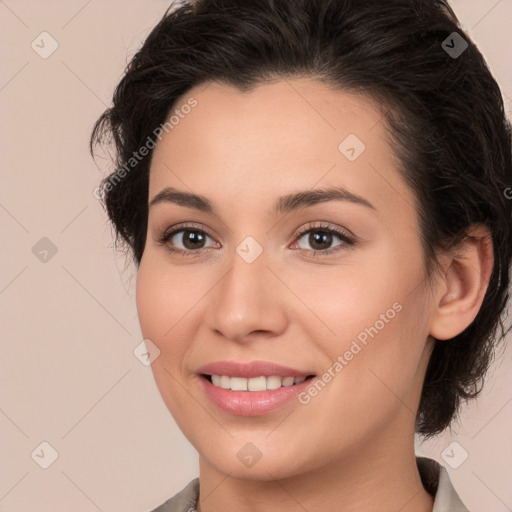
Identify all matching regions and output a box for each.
[148,186,376,215]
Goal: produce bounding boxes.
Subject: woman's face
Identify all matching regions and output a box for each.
[136,78,437,480]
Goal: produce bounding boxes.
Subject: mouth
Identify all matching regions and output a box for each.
[201,374,315,391]
[196,361,317,416]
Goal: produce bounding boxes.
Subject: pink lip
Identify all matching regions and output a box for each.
[196,360,312,378]
[196,360,316,416]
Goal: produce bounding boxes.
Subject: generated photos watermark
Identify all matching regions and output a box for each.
[297,301,403,404]
[93,96,198,201]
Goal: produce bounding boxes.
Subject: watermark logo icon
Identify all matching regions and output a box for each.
[237,442,262,468]
[32,237,58,263]
[441,32,468,59]
[133,339,161,366]
[31,32,59,59]
[31,441,59,469]
[236,236,263,264]
[441,441,469,469]
[338,134,366,161]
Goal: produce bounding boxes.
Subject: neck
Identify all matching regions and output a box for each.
[196,427,434,512]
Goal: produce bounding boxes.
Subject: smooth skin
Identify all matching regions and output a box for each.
[135,78,493,512]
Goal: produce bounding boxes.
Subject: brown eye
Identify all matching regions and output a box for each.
[303,230,334,251]
[175,229,207,250]
[156,224,218,256]
[294,225,354,255]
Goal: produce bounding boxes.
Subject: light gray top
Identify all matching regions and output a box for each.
[149,457,469,512]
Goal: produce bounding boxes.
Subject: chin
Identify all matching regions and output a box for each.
[197,436,318,481]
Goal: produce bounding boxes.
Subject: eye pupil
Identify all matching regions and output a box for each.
[183,230,205,249]
[310,231,332,250]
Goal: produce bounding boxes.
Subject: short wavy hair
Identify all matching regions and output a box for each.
[91,0,512,436]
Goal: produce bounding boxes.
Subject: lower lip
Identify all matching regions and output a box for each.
[199,376,315,416]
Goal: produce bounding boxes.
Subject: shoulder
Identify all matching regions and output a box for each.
[148,478,199,512]
[416,456,470,512]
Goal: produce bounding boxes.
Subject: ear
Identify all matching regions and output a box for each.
[429,224,494,341]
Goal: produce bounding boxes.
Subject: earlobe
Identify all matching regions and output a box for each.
[429,224,494,341]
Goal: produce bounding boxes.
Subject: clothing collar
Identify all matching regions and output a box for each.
[417,456,470,511]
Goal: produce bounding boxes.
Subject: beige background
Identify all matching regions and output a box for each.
[1,1,511,511]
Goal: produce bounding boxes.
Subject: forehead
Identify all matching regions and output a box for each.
[148,78,414,219]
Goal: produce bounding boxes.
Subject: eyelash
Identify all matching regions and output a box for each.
[155,222,355,258]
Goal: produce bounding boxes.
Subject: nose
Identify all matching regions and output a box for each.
[206,245,288,343]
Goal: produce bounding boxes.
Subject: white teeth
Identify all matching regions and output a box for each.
[248,376,267,391]
[220,375,230,389]
[266,375,282,390]
[230,377,248,391]
[209,375,309,391]
[282,376,295,387]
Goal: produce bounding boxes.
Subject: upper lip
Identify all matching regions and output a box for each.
[197,360,315,378]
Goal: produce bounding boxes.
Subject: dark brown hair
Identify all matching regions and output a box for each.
[91,0,512,436]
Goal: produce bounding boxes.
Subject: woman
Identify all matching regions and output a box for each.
[90,0,512,510]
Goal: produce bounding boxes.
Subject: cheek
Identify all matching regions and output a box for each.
[135,259,188,380]
[135,260,197,422]
[283,255,412,356]
[135,262,166,363]
[295,245,429,400]
[327,284,431,425]
[135,255,194,343]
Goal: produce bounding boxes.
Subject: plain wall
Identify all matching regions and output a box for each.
[1,1,511,511]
